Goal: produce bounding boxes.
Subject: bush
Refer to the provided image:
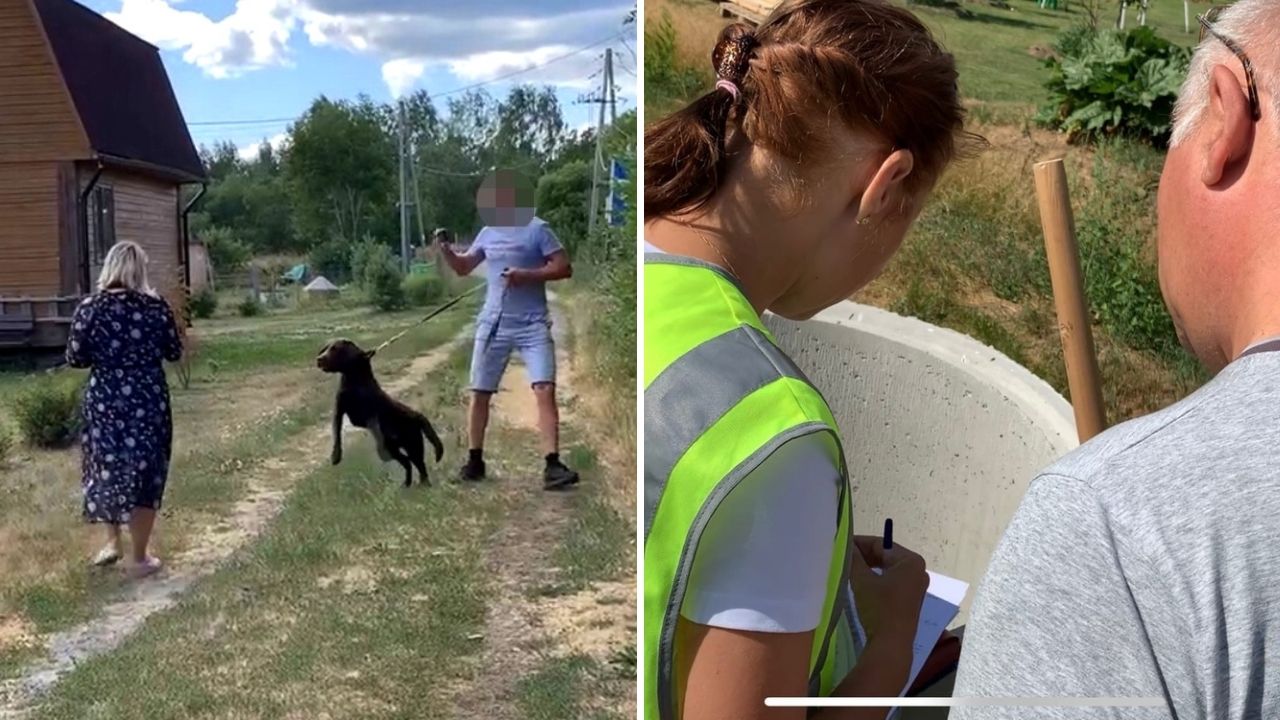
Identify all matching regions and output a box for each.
[349,236,386,289]
[402,272,444,307]
[190,287,217,319]
[309,238,351,285]
[13,374,84,448]
[644,11,709,114]
[203,226,253,273]
[237,296,263,317]
[1038,26,1190,146]
[536,160,592,256]
[366,257,406,312]
[1053,24,1097,59]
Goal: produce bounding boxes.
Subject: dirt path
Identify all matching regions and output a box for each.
[447,304,636,719]
[0,329,469,717]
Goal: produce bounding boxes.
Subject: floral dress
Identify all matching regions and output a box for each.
[66,290,182,525]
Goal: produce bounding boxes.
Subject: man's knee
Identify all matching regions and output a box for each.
[532,382,556,398]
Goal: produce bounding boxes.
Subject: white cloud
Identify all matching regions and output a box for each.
[107,0,297,79]
[238,132,289,160]
[103,0,634,96]
[445,45,595,90]
[381,58,425,99]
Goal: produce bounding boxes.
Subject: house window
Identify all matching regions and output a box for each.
[89,186,115,267]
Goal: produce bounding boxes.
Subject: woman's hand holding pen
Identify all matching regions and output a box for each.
[849,534,928,646]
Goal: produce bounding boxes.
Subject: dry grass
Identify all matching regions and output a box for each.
[565,299,636,520]
[645,0,725,71]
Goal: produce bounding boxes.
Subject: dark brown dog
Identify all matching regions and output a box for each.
[316,339,444,487]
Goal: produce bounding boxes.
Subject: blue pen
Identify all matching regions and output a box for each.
[883,517,893,551]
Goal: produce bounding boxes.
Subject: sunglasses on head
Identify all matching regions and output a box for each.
[1197,6,1262,122]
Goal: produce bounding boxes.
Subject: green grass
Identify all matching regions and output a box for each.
[892,279,1030,366]
[912,0,1198,106]
[548,495,631,597]
[31,354,502,720]
[516,655,620,720]
[190,305,460,380]
[13,583,92,634]
[0,642,41,682]
[21,305,633,718]
[33,452,501,719]
[566,445,599,473]
[0,295,478,640]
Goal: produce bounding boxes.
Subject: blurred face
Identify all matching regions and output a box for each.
[477,169,535,227]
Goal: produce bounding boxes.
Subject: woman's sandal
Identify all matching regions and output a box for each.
[128,556,163,579]
[90,545,122,568]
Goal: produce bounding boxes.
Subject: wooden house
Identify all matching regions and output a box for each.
[0,0,206,349]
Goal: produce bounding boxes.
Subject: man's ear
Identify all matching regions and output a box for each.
[855,149,915,223]
[1201,63,1253,187]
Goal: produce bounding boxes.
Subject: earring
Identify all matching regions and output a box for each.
[856,216,871,226]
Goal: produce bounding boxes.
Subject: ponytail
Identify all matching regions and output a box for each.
[643,0,979,222]
[643,90,737,220]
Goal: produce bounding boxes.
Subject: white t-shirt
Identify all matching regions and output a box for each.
[647,242,842,633]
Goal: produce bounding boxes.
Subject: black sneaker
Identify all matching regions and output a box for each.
[543,460,580,490]
[460,458,486,482]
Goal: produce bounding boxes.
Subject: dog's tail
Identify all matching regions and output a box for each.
[418,414,444,463]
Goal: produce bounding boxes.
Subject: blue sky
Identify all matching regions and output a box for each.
[79,0,637,159]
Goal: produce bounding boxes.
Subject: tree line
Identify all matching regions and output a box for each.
[191,85,632,284]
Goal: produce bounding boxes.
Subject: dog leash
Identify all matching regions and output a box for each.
[372,282,487,354]
[480,282,510,354]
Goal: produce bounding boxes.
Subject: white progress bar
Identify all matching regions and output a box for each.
[766,697,1165,708]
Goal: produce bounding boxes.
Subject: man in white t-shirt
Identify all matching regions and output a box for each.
[437,170,578,490]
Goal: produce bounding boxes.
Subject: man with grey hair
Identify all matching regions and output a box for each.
[951,2,1280,717]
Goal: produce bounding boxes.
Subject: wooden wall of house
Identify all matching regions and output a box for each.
[0,162,60,295]
[105,169,181,302]
[0,0,91,302]
[0,0,90,163]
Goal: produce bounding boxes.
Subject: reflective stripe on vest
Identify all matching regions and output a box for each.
[644,255,859,720]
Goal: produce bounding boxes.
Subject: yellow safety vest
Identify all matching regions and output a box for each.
[643,253,859,719]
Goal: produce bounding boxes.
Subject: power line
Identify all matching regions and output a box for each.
[189,117,293,127]
[433,31,626,101]
[186,29,628,128]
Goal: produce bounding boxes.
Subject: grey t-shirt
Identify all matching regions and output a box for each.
[952,351,1280,719]
[465,217,563,323]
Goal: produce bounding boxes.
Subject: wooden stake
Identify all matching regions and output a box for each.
[1034,158,1107,443]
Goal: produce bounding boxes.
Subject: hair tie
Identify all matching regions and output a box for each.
[715,78,740,101]
[712,29,758,102]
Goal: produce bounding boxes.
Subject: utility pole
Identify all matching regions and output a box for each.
[607,47,617,126]
[586,48,614,236]
[398,99,410,272]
